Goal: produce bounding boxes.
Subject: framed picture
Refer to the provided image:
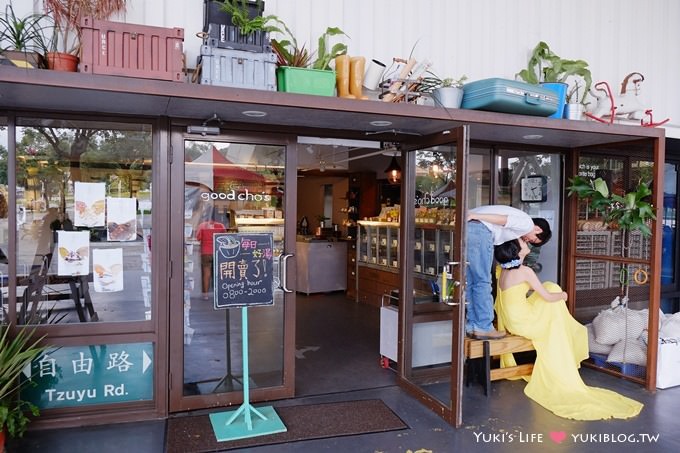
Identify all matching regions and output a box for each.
[520,175,548,202]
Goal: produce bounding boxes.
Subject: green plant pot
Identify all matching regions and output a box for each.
[276,66,336,96]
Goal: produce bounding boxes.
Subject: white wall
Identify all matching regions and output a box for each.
[11,0,680,138]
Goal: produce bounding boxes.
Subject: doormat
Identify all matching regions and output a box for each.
[166,399,408,452]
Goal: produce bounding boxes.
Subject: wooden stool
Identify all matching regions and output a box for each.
[464,335,535,396]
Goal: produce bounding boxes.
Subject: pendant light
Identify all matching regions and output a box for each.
[384,153,401,184]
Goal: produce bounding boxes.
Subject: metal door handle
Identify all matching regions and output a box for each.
[279,253,294,293]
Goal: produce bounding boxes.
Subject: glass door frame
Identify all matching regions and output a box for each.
[397,126,469,427]
[168,126,298,412]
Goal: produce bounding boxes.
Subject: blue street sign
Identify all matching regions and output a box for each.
[21,342,154,410]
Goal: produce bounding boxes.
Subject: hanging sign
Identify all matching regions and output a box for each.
[213,233,274,308]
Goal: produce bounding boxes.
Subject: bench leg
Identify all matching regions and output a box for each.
[483,340,490,397]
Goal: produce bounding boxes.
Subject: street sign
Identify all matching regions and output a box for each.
[21,342,154,410]
[213,233,274,308]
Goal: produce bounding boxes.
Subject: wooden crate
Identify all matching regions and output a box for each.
[80,17,185,82]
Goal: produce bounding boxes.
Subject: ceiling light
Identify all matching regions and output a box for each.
[522,134,543,140]
[384,153,401,185]
[370,120,392,127]
[242,110,267,117]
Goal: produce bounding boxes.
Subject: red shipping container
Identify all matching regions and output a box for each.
[80,17,185,82]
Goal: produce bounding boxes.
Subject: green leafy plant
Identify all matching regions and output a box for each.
[218,0,279,35]
[0,2,50,54]
[0,325,47,439]
[566,175,655,236]
[270,17,347,70]
[516,41,592,104]
[416,71,468,93]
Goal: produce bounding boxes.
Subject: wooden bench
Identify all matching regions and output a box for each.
[464,335,535,396]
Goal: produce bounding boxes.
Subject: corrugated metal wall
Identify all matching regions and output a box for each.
[13,0,680,138]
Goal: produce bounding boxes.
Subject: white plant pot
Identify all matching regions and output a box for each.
[432,86,463,109]
[564,103,585,120]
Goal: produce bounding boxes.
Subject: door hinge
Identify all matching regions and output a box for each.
[169,260,173,279]
[168,144,173,164]
[169,372,172,390]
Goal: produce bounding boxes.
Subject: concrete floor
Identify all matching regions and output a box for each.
[10,293,680,453]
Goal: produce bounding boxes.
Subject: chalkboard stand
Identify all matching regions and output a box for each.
[212,310,241,393]
[209,307,287,441]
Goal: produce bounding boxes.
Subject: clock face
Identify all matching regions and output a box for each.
[521,176,547,202]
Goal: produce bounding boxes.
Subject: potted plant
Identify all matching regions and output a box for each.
[567,174,655,304]
[417,72,468,108]
[516,41,592,119]
[0,325,48,450]
[0,2,50,69]
[270,18,348,96]
[42,0,128,71]
[213,0,279,52]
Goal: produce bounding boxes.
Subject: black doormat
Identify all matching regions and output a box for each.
[166,399,408,452]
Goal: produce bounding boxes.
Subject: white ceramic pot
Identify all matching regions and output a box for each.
[432,86,463,109]
[564,103,585,120]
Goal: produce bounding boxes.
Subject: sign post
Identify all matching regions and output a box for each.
[209,233,287,441]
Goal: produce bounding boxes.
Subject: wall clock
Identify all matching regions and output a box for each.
[520,175,547,202]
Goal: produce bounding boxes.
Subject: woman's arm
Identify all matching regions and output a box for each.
[522,266,568,302]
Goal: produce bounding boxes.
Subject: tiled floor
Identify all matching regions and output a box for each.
[10,293,680,452]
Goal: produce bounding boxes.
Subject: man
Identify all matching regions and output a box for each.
[466,205,552,340]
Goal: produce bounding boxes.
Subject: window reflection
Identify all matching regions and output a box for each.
[15,120,152,324]
[1,119,7,324]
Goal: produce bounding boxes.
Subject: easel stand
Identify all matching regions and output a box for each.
[209,306,287,441]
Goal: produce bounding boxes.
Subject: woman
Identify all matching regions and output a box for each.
[494,238,643,420]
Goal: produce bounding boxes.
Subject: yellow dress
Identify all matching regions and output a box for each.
[495,280,643,420]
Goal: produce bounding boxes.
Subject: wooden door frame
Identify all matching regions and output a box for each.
[396,125,469,427]
[167,126,298,412]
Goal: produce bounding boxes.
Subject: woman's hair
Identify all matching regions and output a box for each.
[532,217,552,246]
[494,239,522,269]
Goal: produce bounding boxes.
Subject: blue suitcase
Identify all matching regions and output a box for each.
[461,78,558,116]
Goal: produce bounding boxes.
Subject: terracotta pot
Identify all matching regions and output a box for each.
[0,428,5,453]
[46,52,79,72]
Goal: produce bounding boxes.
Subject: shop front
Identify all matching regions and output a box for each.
[0,67,666,429]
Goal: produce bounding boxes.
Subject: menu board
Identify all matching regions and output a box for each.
[213,233,274,308]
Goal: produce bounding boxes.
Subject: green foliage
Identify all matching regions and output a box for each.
[0,2,50,54]
[567,175,656,237]
[516,41,592,104]
[417,72,468,93]
[270,17,347,70]
[218,0,280,35]
[0,325,47,438]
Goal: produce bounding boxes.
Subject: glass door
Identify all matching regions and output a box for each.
[399,126,468,427]
[169,132,296,411]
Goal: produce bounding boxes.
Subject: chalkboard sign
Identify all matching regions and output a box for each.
[213,233,274,308]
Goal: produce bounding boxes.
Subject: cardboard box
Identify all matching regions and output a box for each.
[657,338,680,389]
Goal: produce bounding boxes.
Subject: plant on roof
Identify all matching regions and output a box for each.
[516,41,592,105]
[43,0,128,55]
[218,0,280,35]
[0,2,50,55]
[270,17,347,70]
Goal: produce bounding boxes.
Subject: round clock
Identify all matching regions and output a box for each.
[520,175,547,202]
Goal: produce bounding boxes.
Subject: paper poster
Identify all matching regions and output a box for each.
[74,182,106,227]
[57,231,90,276]
[106,197,137,241]
[92,248,124,292]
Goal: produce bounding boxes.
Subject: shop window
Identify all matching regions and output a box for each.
[14,119,152,325]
